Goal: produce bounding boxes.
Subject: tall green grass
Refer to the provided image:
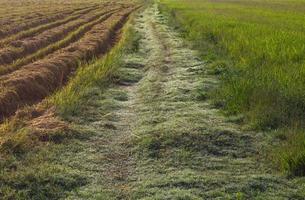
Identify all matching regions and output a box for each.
[159,0,305,175]
[160,0,305,129]
[272,128,305,176]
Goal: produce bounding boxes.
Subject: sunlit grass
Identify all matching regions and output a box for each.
[159,0,305,175]
[160,0,305,128]
[272,128,305,176]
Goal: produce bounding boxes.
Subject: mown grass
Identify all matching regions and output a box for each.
[0,14,136,199]
[159,0,305,176]
[0,116,88,199]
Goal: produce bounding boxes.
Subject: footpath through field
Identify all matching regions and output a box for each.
[63,4,304,199]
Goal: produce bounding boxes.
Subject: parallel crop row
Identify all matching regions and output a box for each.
[0,3,95,27]
[0,6,86,39]
[0,5,100,47]
[0,5,137,120]
[0,6,116,66]
[0,7,122,75]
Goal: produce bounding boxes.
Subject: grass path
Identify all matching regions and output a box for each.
[60,4,305,199]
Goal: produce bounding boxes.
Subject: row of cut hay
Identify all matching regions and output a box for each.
[0,5,73,26]
[0,1,97,27]
[0,8,123,76]
[0,6,137,120]
[0,4,101,47]
[0,6,118,66]
[0,5,86,39]
[0,11,43,26]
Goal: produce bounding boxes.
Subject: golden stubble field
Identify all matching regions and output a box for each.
[0,0,137,120]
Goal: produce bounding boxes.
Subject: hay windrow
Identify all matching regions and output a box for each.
[0,5,117,66]
[0,4,100,47]
[0,5,137,120]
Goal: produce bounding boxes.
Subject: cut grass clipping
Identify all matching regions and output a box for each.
[0,16,136,200]
[158,0,305,176]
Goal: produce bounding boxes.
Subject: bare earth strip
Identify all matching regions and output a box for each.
[55,4,305,199]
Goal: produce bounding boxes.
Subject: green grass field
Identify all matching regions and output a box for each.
[159,0,305,175]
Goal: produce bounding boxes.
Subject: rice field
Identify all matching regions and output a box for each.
[159,0,305,128]
[159,0,305,175]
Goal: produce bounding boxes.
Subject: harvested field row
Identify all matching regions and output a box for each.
[0,6,118,66]
[0,7,79,26]
[0,6,79,28]
[0,5,101,47]
[0,6,137,120]
[0,8,124,76]
[0,6,90,39]
[0,6,65,21]
[0,2,93,24]
[0,12,42,26]
[0,10,76,39]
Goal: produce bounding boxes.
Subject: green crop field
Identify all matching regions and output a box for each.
[159,0,305,175]
[159,0,305,128]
